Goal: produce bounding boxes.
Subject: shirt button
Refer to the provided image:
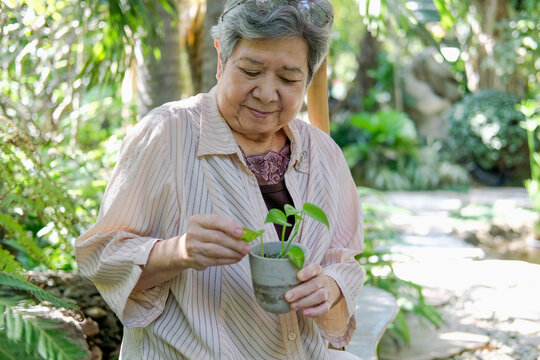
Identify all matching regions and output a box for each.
[288,332,297,341]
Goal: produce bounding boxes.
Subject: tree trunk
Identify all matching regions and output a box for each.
[136,1,182,116]
[343,31,381,113]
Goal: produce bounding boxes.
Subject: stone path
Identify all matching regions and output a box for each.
[360,187,540,360]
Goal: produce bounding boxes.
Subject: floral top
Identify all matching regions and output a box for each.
[241,144,291,185]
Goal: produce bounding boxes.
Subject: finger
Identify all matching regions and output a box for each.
[301,301,332,318]
[289,287,329,312]
[285,275,326,303]
[193,241,248,260]
[196,227,251,256]
[297,263,323,282]
[193,214,243,239]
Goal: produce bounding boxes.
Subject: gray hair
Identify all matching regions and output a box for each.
[211,0,334,85]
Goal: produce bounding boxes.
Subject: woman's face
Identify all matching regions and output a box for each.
[216,37,309,141]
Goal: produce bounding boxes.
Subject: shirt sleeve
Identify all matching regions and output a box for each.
[75,108,179,328]
[314,135,366,348]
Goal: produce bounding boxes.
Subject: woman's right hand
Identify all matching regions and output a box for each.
[177,214,250,271]
[135,214,249,290]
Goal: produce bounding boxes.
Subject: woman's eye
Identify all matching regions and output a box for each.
[280,77,297,84]
[243,69,258,77]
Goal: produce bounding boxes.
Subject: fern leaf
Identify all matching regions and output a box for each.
[0,246,25,279]
[0,271,76,310]
[0,332,43,360]
[0,213,53,268]
[2,309,90,360]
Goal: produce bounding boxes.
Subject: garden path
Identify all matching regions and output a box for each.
[360,187,540,360]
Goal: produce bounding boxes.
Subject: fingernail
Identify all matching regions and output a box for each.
[285,292,294,301]
[234,228,243,237]
[243,245,251,253]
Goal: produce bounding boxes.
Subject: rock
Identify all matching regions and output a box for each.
[80,317,100,337]
[85,306,108,319]
[402,46,461,139]
[90,345,103,360]
[27,271,124,360]
[463,231,480,246]
[379,311,489,360]
[421,287,455,307]
[13,305,90,357]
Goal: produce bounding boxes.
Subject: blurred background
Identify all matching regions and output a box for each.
[1,0,539,359]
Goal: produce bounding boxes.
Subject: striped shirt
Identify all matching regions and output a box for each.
[75,88,365,360]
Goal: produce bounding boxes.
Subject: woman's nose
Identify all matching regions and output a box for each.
[252,78,278,104]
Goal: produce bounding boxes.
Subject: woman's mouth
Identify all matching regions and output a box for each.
[246,106,274,119]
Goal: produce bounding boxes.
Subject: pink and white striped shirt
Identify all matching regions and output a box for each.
[75,88,365,359]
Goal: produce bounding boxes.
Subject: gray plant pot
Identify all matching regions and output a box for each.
[249,241,308,314]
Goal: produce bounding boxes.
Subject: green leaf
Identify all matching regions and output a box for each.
[0,332,43,360]
[0,247,25,279]
[1,310,90,360]
[302,203,329,228]
[264,208,291,227]
[284,204,302,217]
[240,228,264,243]
[0,271,76,310]
[286,245,305,269]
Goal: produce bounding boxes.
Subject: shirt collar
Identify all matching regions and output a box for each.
[197,86,310,174]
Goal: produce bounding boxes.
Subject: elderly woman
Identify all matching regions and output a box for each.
[75,0,365,359]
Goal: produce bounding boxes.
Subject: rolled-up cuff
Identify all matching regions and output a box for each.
[91,237,170,328]
[316,295,358,348]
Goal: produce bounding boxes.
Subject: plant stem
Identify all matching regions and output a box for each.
[260,237,264,257]
[277,219,302,258]
[281,225,287,254]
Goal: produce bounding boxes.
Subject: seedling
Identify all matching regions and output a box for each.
[241,202,329,269]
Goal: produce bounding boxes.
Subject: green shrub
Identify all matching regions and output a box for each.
[332,110,469,190]
[446,90,527,174]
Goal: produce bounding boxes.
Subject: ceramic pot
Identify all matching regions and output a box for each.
[249,241,308,314]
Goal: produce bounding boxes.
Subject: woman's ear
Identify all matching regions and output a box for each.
[215,39,223,80]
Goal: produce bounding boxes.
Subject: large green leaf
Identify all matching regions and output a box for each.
[264,208,291,227]
[240,228,264,243]
[286,245,305,269]
[302,203,329,228]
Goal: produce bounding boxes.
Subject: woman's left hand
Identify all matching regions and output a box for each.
[285,263,342,317]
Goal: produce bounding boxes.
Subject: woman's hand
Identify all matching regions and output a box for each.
[135,214,249,290]
[284,263,342,317]
[177,214,250,271]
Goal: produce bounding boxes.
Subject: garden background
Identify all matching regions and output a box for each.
[1,0,539,359]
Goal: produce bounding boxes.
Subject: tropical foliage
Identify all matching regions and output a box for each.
[332,110,469,190]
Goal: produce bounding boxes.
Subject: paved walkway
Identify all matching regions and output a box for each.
[360,187,540,360]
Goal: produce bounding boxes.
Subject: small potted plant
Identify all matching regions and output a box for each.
[241,203,329,313]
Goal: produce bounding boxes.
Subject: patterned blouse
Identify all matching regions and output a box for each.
[75,87,365,360]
